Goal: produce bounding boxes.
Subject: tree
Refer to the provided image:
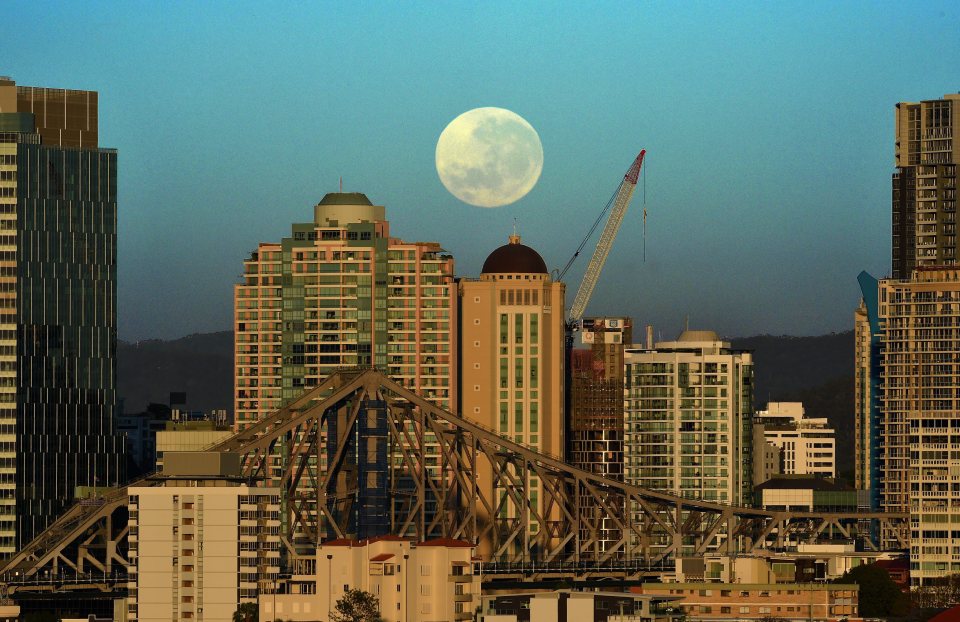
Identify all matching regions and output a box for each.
[835,563,911,618]
[233,602,259,622]
[331,589,385,622]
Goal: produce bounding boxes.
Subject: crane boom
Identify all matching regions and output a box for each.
[568,150,646,323]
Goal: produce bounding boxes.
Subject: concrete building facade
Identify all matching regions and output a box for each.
[0,77,124,554]
[624,331,754,505]
[127,454,280,622]
[458,234,565,557]
[857,267,960,581]
[634,583,859,622]
[752,402,836,484]
[893,94,960,279]
[234,191,457,431]
[262,536,478,622]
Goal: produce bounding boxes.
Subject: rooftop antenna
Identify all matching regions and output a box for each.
[513,217,518,237]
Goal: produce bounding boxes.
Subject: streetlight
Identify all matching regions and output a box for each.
[402,554,409,622]
[327,554,333,622]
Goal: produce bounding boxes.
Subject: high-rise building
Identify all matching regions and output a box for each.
[0,77,124,553]
[892,94,960,278]
[857,267,960,575]
[568,317,631,556]
[623,331,754,506]
[459,234,565,557]
[234,192,457,543]
[234,191,457,430]
[752,402,836,484]
[127,453,280,621]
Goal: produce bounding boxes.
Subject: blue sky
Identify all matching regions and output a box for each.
[5,1,960,340]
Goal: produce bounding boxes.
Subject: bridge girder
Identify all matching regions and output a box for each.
[0,369,909,592]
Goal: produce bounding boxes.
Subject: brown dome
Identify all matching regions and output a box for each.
[481,235,548,274]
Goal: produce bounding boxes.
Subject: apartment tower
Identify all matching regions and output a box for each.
[857,267,960,578]
[234,192,457,429]
[892,94,960,278]
[624,331,754,505]
[459,234,565,558]
[0,77,124,553]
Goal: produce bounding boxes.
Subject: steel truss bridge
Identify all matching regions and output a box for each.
[0,370,908,594]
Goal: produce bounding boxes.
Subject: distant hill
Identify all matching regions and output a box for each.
[118,331,233,414]
[730,331,855,480]
[117,329,856,477]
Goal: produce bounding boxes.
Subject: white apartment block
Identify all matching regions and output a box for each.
[624,330,754,507]
[127,453,280,622]
[753,402,836,483]
[262,536,478,622]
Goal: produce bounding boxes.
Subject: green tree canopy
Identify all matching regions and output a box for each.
[233,601,259,622]
[835,562,911,618]
[331,589,386,622]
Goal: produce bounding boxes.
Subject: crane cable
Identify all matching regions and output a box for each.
[557,182,622,282]
[642,157,647,263]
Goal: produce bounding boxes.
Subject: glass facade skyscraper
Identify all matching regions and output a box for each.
[0,77,124,553]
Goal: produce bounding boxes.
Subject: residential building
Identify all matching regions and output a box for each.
[892,94,960,278]
[568,317,631,556]
[234,192,457,542]
[623,331,754,505]
[234,191,456,430]
[481,590,682,622]
[458,234,565,558]
[633,583,859,622]
[857,267,960,580]
[752,402,836,483]
[127,452,280,622]
[262,536,479,622]
[0,77,124,554]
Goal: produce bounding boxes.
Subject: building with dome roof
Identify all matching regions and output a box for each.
[234,191,457,539]
[459,234,565,557]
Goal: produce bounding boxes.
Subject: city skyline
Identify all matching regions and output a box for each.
[5,2,960,343]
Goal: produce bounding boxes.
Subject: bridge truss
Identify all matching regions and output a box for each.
[0,369,908,592]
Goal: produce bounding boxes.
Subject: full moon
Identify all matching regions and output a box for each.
[435,107,543,208]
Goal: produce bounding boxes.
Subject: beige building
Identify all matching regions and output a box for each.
[857,267,960,581]
[127,453,280,621]
[155,422,233,471]
[481,590,682,622]
[458,234,565,558]
[752,402,835,484]
[262,536,478,622]
[893,94,960,278]
[634,583,859,622]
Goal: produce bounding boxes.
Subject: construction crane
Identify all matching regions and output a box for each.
[561,150,646,325]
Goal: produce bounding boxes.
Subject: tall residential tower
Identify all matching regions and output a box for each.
[0,77,124,553]
[234,192,457,430]
[892,94,960,278]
